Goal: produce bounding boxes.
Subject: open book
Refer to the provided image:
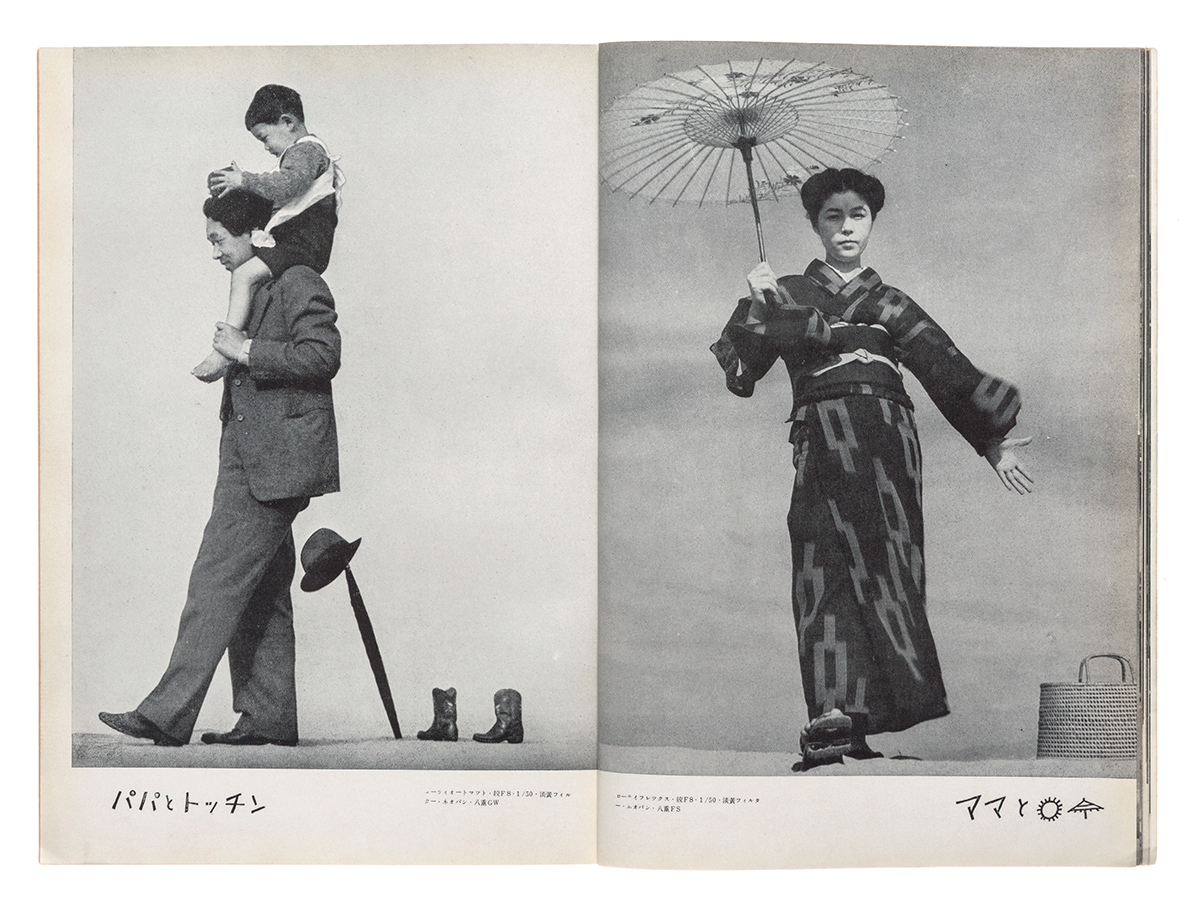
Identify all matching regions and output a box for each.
[39,42,1154,867]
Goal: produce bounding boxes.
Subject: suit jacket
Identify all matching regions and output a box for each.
[220,265,341,501]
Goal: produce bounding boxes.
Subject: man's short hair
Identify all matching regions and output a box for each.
[244,84,305,130]
[203,190,273,237]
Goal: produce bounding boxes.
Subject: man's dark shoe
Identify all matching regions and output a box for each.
[200,729,298,747]
[99,710,184,747]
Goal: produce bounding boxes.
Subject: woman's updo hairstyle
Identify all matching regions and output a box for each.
[800,168,886,228]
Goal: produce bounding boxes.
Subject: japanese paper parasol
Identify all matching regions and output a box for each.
[600,59,905,262]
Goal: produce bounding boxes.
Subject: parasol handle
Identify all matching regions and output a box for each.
[737,139,767,263]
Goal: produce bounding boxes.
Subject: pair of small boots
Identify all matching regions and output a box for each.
[416,687,524,744]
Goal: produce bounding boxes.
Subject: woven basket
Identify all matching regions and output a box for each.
[1037,654,1139,759]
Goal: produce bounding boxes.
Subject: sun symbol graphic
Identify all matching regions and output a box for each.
[1037,798,1064,821]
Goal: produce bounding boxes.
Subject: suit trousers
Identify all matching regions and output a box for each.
[138,426,309,744]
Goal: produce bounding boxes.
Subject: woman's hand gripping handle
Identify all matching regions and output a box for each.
[747,261,781,307]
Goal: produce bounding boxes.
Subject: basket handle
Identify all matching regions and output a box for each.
[1078,653,1133,684]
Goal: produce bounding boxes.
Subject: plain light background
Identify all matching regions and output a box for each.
[14,0,1197,903]
[69,45,599,756]
[600,42,1143,761]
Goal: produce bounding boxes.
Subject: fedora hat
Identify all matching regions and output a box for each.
[300,528,362,592]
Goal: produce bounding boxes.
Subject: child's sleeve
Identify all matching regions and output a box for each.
[241,142,330,205]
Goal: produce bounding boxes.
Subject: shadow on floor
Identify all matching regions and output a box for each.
[73,732,596,770]
[599,743,1138,778]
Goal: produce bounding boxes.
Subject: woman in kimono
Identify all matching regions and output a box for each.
[710,168,1033,771]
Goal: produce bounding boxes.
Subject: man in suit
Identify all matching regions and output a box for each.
[100,189,341,747]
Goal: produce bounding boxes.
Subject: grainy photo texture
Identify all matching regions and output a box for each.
[69,46,598,773]
[598,42,1149,782]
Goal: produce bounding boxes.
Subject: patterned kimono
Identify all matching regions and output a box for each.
[711,260,1021,734]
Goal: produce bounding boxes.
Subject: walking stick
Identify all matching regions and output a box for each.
[299,528,402,740]
[344,566,402,739]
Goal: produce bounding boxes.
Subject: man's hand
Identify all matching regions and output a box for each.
[213,322,248,361]
[208,162,246,197]
[747,261,780,307]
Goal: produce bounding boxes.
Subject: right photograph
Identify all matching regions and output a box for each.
[598,42,1147,777]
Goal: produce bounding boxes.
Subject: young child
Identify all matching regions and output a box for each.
[195,84,345,381]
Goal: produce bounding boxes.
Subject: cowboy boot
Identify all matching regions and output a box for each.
[473,688,523,744]
[417,687,458,741]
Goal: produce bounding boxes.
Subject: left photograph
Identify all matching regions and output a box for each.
[66,45,598,771]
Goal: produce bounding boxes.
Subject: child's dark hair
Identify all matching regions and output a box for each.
[244,84,305,131]
[203,190,273,236]
[800,168,886,227]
